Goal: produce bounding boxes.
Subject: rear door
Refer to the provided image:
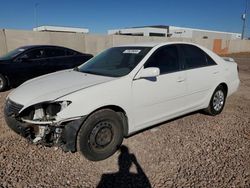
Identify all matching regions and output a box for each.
[131,45,188,130]
[178,44,218,109]
[44,47,68,73]
[64,49,90,67]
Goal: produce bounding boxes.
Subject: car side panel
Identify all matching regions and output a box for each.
[14,43,239,137]
[56,77,134,130]
[184,65,221,110]
[223,61,240,96]
[57,45,239,135]
[131,71,188,131]
[1,60,38,86]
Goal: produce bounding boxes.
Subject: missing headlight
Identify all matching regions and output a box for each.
[19,101,71,122]
[43,101,71,120]
[45,103,61,117]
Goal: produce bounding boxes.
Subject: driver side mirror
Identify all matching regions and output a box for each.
[136,67,160,79]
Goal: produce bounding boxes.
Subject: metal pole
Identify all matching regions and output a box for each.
[241,0,248,39]
[34,3,39,29]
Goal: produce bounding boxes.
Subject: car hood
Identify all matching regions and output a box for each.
[8,70,116,107]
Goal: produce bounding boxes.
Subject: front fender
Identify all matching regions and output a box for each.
[56,77,132,124]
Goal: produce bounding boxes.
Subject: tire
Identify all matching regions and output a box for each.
[77,109,124,161]
[0,74,7,92]
[205,85,226,116]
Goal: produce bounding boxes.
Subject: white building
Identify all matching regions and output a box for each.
[108,25,241,40]
[33,25,89,34]
[108,26,168,37]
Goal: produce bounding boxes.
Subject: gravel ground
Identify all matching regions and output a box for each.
[0,54,250,188]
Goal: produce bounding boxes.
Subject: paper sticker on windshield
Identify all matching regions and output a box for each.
[18,49,25,52]
[123,49,141,54]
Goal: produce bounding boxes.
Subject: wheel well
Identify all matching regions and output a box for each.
[0,74,10,86]
[219,83,228,96]
[5,76,10,87]
[88,105,129,137]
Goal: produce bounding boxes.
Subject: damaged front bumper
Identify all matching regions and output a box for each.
[4,104,86,152]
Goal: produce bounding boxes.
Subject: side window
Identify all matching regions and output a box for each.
[181,44,207,69]
[65,49,77,56]
[206,54,217,66]
[46,48,66,57]
[22,49,46,60]
[144,45,180,74]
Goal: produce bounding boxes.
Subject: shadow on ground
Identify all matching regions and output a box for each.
[97,145,151,188]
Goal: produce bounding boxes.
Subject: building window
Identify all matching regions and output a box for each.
[149,33,166,37]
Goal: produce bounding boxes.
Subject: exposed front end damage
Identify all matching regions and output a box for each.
[4,99,85,152]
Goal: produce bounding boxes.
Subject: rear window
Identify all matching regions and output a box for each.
[181,44,207,69]
[206,54,217,66]
[65,49,77,56]
[46,48,66,57]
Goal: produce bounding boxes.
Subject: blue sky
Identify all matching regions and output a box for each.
[0,0,249,36]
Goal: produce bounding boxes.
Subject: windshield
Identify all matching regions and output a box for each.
[77,47,152,77]
[0,48,26,60]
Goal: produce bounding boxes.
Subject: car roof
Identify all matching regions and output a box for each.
[115,41,221,63]
[18,45,73,50]
[116,41,200,48]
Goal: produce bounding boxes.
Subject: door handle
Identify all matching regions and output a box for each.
[177,78,185,82]
[213,71,219,74]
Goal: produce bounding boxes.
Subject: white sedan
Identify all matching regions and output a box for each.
[4,42,240,161]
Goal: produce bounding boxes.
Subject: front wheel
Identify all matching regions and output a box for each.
[77,109,124,161]
[0,74,8,92]
[205,85,226,116]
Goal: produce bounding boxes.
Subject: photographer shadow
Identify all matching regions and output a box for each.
[97,145,151,188]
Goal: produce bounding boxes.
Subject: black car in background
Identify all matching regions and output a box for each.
[0,45,93,91]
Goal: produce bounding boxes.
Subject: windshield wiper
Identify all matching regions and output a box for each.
[75,69,117,77]
[81,70,97,75]
[73,67,79,71]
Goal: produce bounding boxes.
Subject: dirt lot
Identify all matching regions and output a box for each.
[0,54,249,188]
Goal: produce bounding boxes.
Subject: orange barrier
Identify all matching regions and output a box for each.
[213,39,229,55]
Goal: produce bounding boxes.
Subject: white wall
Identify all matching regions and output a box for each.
[0,29,249,56]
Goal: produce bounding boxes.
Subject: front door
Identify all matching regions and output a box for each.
[13,48,47,84]
[131,45,188,132]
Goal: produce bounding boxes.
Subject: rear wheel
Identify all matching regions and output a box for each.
[0,74,7,92]
[77,109,124,161]
[205,85,226,116]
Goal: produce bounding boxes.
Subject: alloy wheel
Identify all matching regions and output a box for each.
[213,90,224,111]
